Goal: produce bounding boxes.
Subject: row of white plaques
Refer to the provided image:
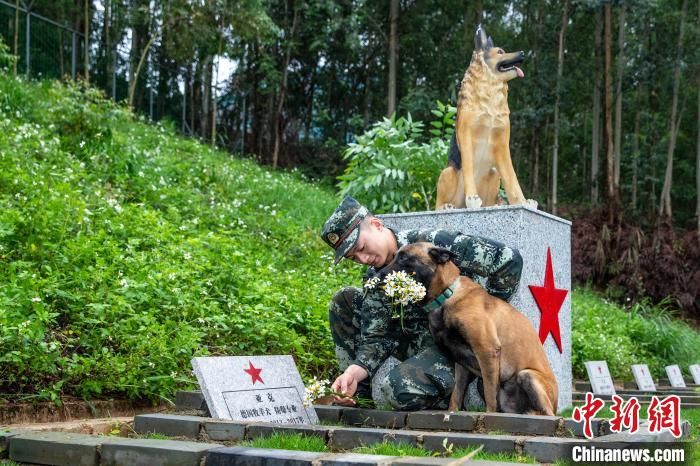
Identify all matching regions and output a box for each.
[585,362,700,395]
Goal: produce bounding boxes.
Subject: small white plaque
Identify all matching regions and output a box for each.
[584,361,616,395]
[665,364,686,388]
[192,355,319,424]
[631,364,656,392]
[690,364,700,385]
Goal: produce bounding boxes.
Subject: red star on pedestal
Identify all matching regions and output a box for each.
[529,247,568,353]
[244,360,264,384]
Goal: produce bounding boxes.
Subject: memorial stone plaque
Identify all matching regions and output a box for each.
[631,364,656,392]
[584,361,616,395]
[690,364,700,385]
[665,364,686,388]
[192,355,319,424]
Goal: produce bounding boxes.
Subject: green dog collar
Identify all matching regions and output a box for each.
[423,278,460,312]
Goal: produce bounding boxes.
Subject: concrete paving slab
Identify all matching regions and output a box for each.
[206,446,325,466]
[175,390,208,411]
[203,419,248,441]
[101,437,222,466]
[328,427,390,450]
[133,413,202,438]
[481,412,561,436]
[522,437,591,463]
[314,405,345,424]
[421,431,522,454]
[342,408,407,429]
[319,452,399,465]
[9,431,103,466]
[406,411,477,432]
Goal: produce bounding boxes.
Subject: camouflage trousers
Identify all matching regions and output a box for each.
[329,287,455,411]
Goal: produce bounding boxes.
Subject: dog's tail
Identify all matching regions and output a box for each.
[447,133,461,170]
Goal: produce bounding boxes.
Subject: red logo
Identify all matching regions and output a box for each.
[648,395,682,438]
[609,395,641,434]
[572,392,605,439]
[244,361,264,385]
[528,247,568,353]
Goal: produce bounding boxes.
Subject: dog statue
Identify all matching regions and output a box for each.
[379,242,558,414]
[436,25,536,210]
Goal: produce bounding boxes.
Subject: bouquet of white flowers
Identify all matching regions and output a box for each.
[365,270,426,329]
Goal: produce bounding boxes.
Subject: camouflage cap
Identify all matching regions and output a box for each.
[321,195,370,264]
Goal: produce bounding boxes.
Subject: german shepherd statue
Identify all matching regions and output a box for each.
[379,242,558,415]
[436,25,536,210]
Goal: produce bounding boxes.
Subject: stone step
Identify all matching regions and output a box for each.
[205,446,520,465]
[6,430,223,466]
[575,381,699,392]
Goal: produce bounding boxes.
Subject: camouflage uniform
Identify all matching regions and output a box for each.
[322,197,523,411]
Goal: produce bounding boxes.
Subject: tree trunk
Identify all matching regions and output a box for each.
[201,55,213,140]
[696,0,700,230]
[551,0,569,216]
[387,0,399,117]
[591,7,602,205]
[604,3,615,224]
[613,3,625,206]
[658,0,688,219]
[13,0,19,76]
[84,0,89,82]
[103,0,111,89]
[632,89,641,212]
[272,2,299,169]
[128,34,156,109]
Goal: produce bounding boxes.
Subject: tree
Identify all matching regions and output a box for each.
[387,0,399,116]
[551,0,569,216]
[604,2,616,223]
[613,2,625,210]
[591,6,602,205]
[659,0,688,219]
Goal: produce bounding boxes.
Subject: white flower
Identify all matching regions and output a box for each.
[183,252,192,260]
[303,376,332,407]
[31,297,42,302]
[364,276,380,290]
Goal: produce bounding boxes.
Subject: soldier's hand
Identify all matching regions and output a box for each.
[331,364,368,399]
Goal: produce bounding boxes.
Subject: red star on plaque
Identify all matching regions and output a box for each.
[529,247,568,353]
[244,360,264,384]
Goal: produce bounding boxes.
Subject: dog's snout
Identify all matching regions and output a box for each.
[518,51,525,59]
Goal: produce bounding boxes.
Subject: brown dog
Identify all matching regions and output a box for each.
[436,25,535,210]
[379,242,557,414]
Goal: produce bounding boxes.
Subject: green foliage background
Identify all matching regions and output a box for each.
[0,75,697,403]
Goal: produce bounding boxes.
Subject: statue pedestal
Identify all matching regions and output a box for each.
[381,205,572,412]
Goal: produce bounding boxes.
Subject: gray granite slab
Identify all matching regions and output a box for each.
[690,364,700,384]
[133,413,202,438]
[406,411,477,432]
[101,437,221,466]
[206,446,325,466]
[481,412,561,436]
[388,458,454,465]
[203,419,248,441]
[9,431,103,466]
[584,361,616,395]
[665,365,687,388]
[192,355,318,424]
[382,206,572,412]
[421,431,521,454]
[341,408,407,428]
[631,364,656,392]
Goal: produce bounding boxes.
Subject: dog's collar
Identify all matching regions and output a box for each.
[423,278,460,312]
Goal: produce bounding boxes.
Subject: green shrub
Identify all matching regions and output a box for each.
[572,287,700,380]
[337,102,455,213]
[0,36,16,71]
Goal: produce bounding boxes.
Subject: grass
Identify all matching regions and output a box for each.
[0,72,697,404]
[239,432,327,452]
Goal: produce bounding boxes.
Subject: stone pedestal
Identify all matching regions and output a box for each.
[381,205,572,412]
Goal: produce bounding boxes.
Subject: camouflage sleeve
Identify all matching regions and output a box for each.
[349,286,398,377]
[445,232,523,301]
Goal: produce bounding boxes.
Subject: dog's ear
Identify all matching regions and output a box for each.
[428,247,456,264]
[486,36,494,50]
[475,24,489,52]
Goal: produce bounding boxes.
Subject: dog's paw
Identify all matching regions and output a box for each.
[525,199,538,209]
[441,203,456,210]
[464,195,482,209]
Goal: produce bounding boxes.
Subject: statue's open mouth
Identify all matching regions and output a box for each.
[497,56,525,78]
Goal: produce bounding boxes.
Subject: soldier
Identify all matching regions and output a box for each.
[321,195,523,410]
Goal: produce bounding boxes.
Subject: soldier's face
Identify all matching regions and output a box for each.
[346,218,397,267]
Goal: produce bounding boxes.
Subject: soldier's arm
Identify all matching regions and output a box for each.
[446,232,523,301]
[349,287,397,378]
